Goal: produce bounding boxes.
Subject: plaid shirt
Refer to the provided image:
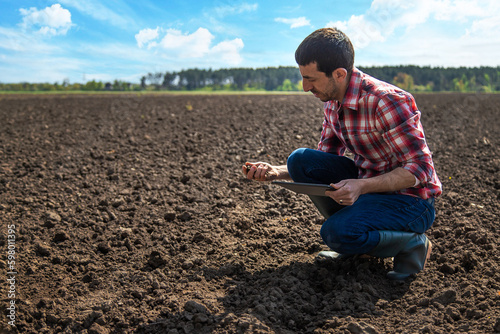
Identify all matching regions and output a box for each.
[318,68,442,199]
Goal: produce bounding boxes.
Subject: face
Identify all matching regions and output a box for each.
[299,62,343,102]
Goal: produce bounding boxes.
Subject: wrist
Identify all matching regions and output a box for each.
[275,165,291,180]
[358,178,371,195]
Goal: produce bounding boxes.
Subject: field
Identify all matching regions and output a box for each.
[0,93,499,333]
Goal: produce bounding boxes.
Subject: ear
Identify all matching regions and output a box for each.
[332,68,348,82]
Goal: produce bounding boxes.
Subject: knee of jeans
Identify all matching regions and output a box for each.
[320,218,362,253]
[320,220,344,252]
[287,148,308,181]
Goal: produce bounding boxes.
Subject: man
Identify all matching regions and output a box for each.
[242,28,442,280]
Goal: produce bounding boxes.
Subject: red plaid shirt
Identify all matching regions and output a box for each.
[318,68,442,199]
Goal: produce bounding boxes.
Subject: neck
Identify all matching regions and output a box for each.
[335,72,352,103]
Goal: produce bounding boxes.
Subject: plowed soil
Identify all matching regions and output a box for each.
[0,93,499,334]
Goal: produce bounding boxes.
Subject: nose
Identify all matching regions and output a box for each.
[302,79,311,92]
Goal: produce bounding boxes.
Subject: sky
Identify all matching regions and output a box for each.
[0,0,499,84]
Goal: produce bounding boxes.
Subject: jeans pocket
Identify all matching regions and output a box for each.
[406,200,435,233]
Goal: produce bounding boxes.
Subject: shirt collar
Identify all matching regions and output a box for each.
[340,67,363,110]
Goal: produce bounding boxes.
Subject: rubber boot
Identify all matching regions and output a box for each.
[316,250,352,260]
[308,195,343,219]
[368,231,432,280]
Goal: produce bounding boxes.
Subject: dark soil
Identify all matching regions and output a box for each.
[0,93,499,334]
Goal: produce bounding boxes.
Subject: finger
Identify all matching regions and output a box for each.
[257,165,267,175]
[256,165,266,180]
[243,162,253,175]
[242,165,249,176]
[253,165,267,180]
[330,181,346,190]
[246,166,257,180]
[261,166,271,181]
[325,187,336,195]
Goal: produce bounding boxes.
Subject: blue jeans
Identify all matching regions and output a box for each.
[287,148,436,255]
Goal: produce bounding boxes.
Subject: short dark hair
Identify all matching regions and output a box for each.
[295,28,355,77]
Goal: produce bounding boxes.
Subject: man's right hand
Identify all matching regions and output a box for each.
[242,162,276,181]
[242,162,291,181]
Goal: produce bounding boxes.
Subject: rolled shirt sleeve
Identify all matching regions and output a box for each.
[376,93,441,194]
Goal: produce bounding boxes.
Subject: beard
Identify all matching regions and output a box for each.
[312,78,338,102]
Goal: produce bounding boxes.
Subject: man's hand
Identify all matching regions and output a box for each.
[242,162,290,181]
[326,179,364,206]
[242,162,275,181]
[324,167,417,205]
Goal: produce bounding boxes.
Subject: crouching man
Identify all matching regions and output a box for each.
[243,28,442,280]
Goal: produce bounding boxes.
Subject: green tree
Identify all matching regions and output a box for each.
[277,79,296,91]
[393,72,414,91]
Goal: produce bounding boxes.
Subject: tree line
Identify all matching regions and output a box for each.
[1,65,499,93]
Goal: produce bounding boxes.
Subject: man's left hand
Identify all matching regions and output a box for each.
[326,179,364,206]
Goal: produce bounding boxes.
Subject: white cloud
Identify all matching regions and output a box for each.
[275,17,311,29]
[0,52,84,83]
[468,15,500,37]
[327,0,500,50]
[135,28,159,48]
[341,0,500,67]
[19,4,73,36]
[463,1,500,38]
[200,3,257,37]
[58,0,133,29]
[0,27,56,53]
[326,1,424,48]
[135,27,245,66]
[327,14,385,49]
[209,38,244,65]
[160,28,214,58]
[432,0,486,21]
[214,3,258,17]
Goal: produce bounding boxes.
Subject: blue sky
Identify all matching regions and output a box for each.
[1,0,499,83]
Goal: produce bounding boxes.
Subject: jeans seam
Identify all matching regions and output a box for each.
[403,200,434,232]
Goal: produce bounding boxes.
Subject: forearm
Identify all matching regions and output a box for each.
[273,165,292,180]
[359,167,416,195]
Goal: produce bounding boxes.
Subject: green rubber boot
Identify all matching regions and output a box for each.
[368,231,432,280]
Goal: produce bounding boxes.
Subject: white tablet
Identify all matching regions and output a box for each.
[271,181,335,197]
